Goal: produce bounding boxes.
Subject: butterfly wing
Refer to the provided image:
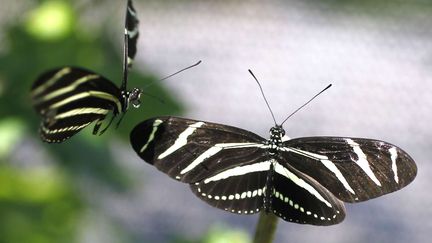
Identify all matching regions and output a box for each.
[280,137,417,202]
[130,116,267,182]
[269,160,346,225]
[190,157,346,225]
[31,67,122,143]
[120,0,140,91]
[130,116,273,214]
[190,164,269,217]
[130,117,347,225]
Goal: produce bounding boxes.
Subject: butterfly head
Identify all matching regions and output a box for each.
[267,125,285,154]
[127,87,142,108]
[270,125,285,142]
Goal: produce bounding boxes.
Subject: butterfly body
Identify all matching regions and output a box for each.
[130,116,416,225]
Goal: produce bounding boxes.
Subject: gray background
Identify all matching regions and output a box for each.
[127,1,431,242]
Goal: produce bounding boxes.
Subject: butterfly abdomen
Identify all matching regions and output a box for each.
[263,162,275,213]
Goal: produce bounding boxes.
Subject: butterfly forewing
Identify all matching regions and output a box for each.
[130,116,267,183]
[120,0,140,92]
[125,0,139,69]
[31,67,122,142]
[280,137,417,202]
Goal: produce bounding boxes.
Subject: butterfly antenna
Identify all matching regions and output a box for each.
[142,60,202,89]
[280,84,332,126]
[248,69,277,126]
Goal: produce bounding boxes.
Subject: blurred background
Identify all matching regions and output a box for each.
[0,0,431,242]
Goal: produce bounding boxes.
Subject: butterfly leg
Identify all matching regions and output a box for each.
[97,113,116,135]
[92,117,104,135]
[115,112,126,129]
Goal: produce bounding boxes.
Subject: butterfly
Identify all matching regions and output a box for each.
[30,0,140,143]
[129,76,417,225]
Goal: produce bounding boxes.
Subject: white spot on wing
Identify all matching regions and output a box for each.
[41,122,91,134]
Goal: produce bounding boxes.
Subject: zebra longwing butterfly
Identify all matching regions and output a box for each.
[30,0,140,143]
[129,82,417,225]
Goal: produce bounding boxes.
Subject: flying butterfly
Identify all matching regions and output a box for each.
[130,71,417,225]
[30,0,141,143]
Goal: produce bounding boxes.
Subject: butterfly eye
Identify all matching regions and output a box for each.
[280,129,286,137]
[131,98,141,108]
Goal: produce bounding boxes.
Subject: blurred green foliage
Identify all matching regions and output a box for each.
[203,225,251,243]
[171,225,251,243]
[0,1,251,242]
[0,1,183,242]
[0,164,82,243]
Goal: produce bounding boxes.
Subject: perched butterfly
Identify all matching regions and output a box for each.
[30,0,141,143]
[129,73,417,225]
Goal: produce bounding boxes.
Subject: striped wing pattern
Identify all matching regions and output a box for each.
[131,116,417,225]
[31,67,122,143]
[121,0,139,91]
[130,116,267,183]
[269,161,345,225]
[31,0,140,143]
[280,137,417,203]
[189,159,346,225]
[125,0,139,69]
[190,168,268,217]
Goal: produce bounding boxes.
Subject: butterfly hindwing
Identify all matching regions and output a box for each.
[190,165,268,216]
[130,116,267,183]
[189,156,346,225]
[280,137,417,202]
[270,158,346,225]
[31,67,122,142]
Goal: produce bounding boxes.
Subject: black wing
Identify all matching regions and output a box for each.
[130,116,267,183]
[279,137,417,202]
[130,116,271,215]
[269,162,345,225]
[130,117,347,225]
[31,67,122,143]
[121,0,139,91]
[190,164,269,217]
[190,159,346,225]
